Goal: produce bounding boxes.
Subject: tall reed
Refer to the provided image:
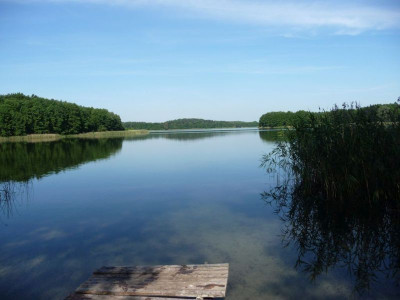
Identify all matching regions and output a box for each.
[261,101,400,293]
[263,101,400,209]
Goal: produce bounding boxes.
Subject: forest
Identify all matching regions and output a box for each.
[259,103,399,128]
[0,93,124,137]
[123,118,258,130]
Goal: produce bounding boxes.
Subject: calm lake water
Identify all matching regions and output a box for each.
[0,129,398,299]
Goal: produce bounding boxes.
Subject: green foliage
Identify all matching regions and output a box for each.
[259,103,398,128]
[123,121,164,130]
[123,118,258,130]
[263,102,400,206]
[259,110,309,128]
[0,93,124,137]
[261,101,400,293]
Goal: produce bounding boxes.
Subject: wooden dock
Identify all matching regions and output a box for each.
[66,263,229,300]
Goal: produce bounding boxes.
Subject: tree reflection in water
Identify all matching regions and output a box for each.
[0,138,123,182]
[261,173,400,295]
[0,138,124,220]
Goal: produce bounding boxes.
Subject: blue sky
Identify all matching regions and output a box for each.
[0,0,399,122]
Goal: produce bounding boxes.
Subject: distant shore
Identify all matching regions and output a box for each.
[149,127,260,133]
[0,130,149,143]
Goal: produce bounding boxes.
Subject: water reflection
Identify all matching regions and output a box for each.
[262,175,400,295]
[127,129,257,142]
[258,130,286,143]
[0,182,31,220]
[0,139,123,219]
[0,138,123,182]
[0,131,259,220]
[3,129,391,299]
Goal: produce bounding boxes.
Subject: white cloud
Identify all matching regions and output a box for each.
[32,0,400,34]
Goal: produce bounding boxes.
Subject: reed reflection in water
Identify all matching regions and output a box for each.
[0,181,32,220]
[262,179,400,295]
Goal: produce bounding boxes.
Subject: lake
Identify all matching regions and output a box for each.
[0,129,398,299]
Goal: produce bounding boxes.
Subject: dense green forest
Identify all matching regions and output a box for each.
[259,103,398,128]
[123,118,258,130]
[0,93,124,137]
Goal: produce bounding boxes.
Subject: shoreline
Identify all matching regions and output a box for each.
[258,126,292,129]
[0,130,149,143]
[0,127,287,143]
[149,127,260,133]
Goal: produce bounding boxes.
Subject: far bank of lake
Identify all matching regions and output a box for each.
[0,130,149,143]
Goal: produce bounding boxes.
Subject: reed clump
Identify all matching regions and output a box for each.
[0,134,62,143]
[261,101,400,293]
[263,101,400,208]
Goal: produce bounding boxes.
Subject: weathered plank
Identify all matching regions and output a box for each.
[93,264,228,275]
[70,264,229,299]
[66,295,188,300]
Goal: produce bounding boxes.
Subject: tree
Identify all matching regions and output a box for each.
[0,94,124,137]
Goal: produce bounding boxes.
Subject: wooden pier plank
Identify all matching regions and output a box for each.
[70,264,229,299]
[94,264,228,275]
[66,295,189,300]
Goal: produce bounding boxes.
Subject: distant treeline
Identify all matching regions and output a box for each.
[259,103,398,128]
[0,93,124,137]
[123,118,258,130]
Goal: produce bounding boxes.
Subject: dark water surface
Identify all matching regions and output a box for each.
[0,130,398,299]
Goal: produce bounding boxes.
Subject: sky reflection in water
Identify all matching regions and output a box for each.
[0,130,398,299]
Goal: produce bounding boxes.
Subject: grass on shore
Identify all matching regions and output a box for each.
[0,130,149,143]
